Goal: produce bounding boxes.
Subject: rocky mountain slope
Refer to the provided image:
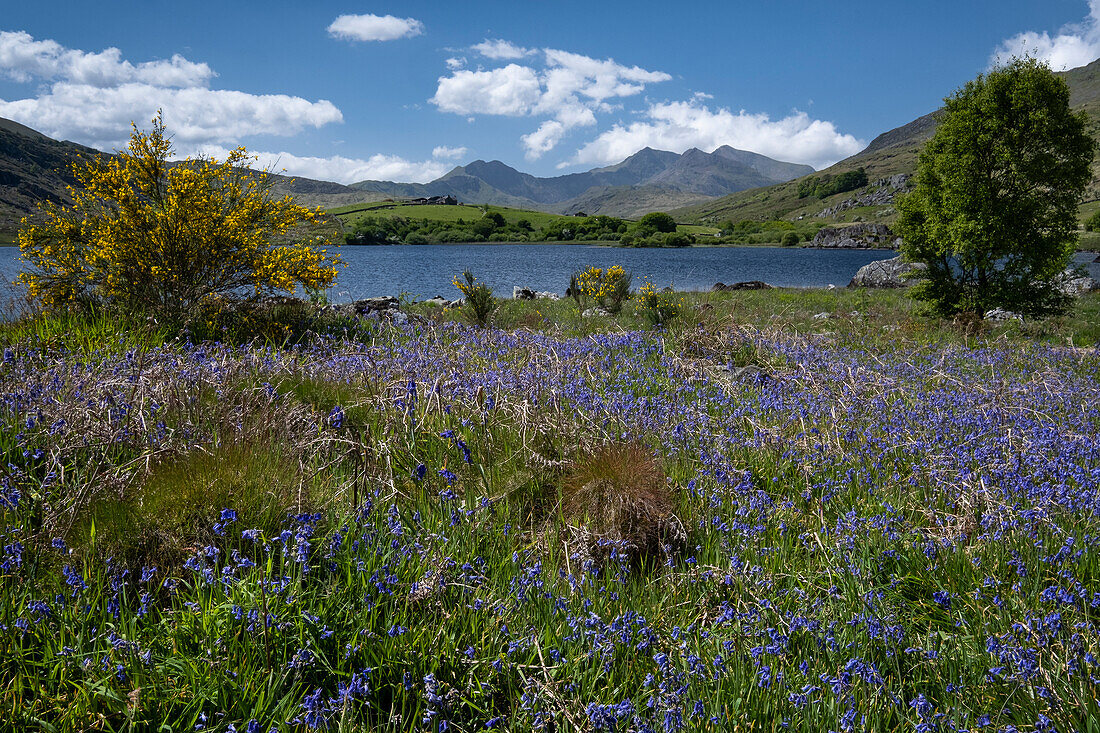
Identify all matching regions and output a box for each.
[674,58,1100,225]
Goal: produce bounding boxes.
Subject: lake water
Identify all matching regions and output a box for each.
[2,245,1098,303]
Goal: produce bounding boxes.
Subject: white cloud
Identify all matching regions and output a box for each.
[567,99,865,170]
[0,30,213,87]
[431,46,670,159]
[445,56,466,70]
[0,32,342,152]
[432,145,467,160]
[327,14,424,42]
[991,1,1100,71]
[0,83,342,151]
[195,145,450,184]
[471,39,534,60]
[521,121,566,160]
[431,64,543,116]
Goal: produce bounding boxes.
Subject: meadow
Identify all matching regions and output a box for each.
[1,286,1099,732]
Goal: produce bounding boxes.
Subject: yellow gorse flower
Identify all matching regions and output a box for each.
[18,112,341,315]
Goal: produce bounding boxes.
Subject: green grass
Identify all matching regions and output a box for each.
[329,202,565,229]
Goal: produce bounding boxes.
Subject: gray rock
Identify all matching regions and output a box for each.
[848,256,926,288]
[812,312,830,321]
[514,286,560,300]
[422,296,449,307]
[713,281,774,292]
[582,307,610,317]
[353,296,399,314]
[807,223,900,250]
[984,308,1023,323]
[815,175,911,218]
[1054,268,1099,296]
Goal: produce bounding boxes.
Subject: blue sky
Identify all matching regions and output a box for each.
[0,1,1098,183]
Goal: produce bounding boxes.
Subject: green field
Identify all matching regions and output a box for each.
[329,201,720,236]
[329,202,563,229]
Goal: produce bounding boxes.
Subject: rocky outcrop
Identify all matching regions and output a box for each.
[848,261,1096,293]
[848,256,926,288]
[807,223,901,250]
[513,286,560,300]
[815,174,911,218]
[1054,268,1099,295]
[984,308,1023,323]
[712,281,774,291]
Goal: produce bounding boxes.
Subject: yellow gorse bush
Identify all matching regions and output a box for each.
[453,270,496,326]
[570,265,631,314]
[633,278,683,326]
[18,113,341,316]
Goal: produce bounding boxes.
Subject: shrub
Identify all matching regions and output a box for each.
[1086,209,1100,233]
[17,113,340,319]
[634,280,682,326]
[453,270,496,326]
[781,231,801,246]
[569,265,632,313]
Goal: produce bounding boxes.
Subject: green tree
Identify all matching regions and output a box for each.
[895,57,1095,316]
[1085,209,1100,232]
[637,211,677,233]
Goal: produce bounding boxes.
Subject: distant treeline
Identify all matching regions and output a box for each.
[344,211,695,247]
[716,218,824,246]
[796,168,868,200]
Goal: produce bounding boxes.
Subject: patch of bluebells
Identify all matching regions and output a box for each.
[0,322,1098,729]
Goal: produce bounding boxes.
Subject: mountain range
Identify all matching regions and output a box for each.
[0,121,813,240]
[347,146,814,217]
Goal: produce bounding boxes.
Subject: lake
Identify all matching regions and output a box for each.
[2,245,1098,303]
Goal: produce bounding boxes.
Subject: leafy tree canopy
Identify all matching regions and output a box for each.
[896,57,1095,316]
[636,211,677,234]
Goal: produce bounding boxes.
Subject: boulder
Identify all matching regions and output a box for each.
[807,223,901,249]
[1054,268,1099,296]
[712,281,774,292]
[513,286,560,300]
[423,296,449,307]
[353,296,399,313]
[984,308,1023,323]
[848,256,926,288]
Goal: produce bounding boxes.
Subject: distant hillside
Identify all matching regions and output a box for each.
[0,118,383,242]
[350,146,814,217]
[0,121,99,241]
[675,58,1100,225]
